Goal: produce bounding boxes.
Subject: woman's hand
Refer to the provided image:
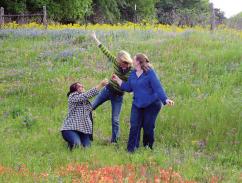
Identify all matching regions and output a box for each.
[96,78,108,90]
[112,74,123,86]
[90,31,101,46]
[100,78,109,87]
[90,31,97,40]
[165,99,174,106]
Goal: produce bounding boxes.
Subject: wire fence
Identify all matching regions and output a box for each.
[0,6,47,29]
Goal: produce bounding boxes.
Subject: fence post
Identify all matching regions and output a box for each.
[20,13,25,24]
[134,4,136,30]
[0,7,4,27]
[84,8,87,30]
[210,3,215,31]
[43,6,47,29]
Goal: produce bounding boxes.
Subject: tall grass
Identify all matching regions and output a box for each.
[0,28,241,182]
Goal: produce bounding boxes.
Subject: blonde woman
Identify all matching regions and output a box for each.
[113,53,174,152]
[90,32,133,143]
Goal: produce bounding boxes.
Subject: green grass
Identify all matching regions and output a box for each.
[0,29,241,182]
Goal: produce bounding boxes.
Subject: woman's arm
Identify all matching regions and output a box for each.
[149,70,173,105]
[112,74,133,92]
[91,31,117,64]
[69,88,98,103]
[95,79,109,90]
[91,31,101,46]
[69,79,108,103]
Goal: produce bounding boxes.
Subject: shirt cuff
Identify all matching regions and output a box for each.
[162,98,167,105]
[120,82,125,90]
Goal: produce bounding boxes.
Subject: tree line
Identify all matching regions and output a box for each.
[0,0,226,26]
[227,12,242,30]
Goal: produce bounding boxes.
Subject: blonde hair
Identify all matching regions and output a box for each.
[135,53,153,72]
[116,50,133,66]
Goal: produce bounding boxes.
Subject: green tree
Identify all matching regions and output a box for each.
[0,0,92,22]
[214,8,226,25]
[59,0,92,22]
[90,0,121,23]
[25,0,61,20]
[227,12,242,30]
[89,0,157,23]
[119,0,157,22]
[156,0,211,25]
[0,0,27,13]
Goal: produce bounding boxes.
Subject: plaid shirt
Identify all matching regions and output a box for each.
[61,88,99,134]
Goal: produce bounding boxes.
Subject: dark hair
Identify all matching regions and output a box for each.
[135,53,152,72]
[67,82,80,97]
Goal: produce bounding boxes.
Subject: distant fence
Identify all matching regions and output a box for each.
[0,4,216,31]
[0,6,47,29]
[210,3,215,31]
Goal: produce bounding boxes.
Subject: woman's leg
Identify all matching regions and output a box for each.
[127,104,143,152]
[79,132,91,148]
[135,110,144,149]
[142,100,162,149]
[110,95,123,143]
[91,86,110,110]
[61,130,81,150]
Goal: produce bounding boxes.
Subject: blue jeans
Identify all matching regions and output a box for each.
[127,100,162,152]
[61,130,91,150]
[92,86,123,142]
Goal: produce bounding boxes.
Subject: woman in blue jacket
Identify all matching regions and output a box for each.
[112,53,174,152]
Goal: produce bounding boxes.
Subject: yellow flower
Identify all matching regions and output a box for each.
[2,22,242,38]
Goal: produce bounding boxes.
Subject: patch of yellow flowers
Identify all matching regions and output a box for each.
[1,21,242,38]
[2,21,189,32]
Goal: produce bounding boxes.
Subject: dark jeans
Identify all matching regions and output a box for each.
[61,130,91,150]
[91,86,123,143]
[127,100,162,152]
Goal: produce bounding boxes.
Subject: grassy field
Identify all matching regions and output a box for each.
[0,28,241,182]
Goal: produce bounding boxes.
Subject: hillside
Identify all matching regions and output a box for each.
[0,27,241,182]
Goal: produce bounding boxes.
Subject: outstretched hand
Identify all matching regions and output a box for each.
[112,74,119,81]
[112,74,122,86]
[90,31,101,45]
[90,31,97,40]
[96,78,108,90]
[165,99,174,106]
[100,78,109,87]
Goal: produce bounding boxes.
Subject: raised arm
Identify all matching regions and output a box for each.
[69,88,99,103]
[91,31,117,64]
[91,31,101,46]
[149,70,174,106]
[149,70,168,105]
[69,79,108,103]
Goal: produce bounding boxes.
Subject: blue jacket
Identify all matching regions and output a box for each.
[121,69,168,108]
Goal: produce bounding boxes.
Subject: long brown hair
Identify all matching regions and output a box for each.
[67,82,80,97]
[135,53,152,72]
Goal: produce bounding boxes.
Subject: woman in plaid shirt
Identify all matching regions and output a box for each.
[61,79,108,150]
[90,32,133,143]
